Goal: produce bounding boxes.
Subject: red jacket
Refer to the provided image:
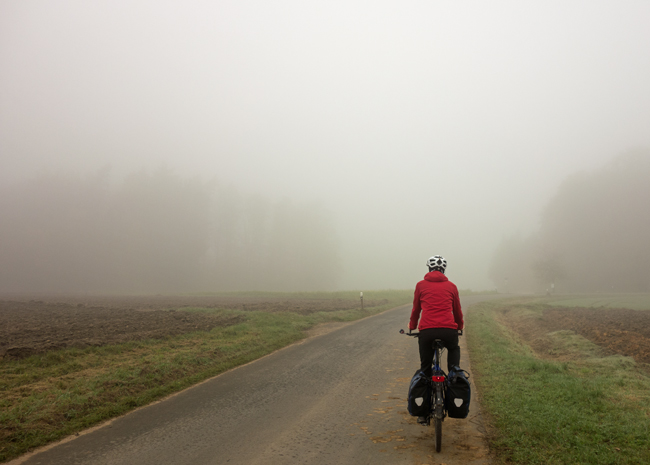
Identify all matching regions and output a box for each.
[409,271,464,331]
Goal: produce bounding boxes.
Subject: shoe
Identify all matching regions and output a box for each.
[417,416,429,425]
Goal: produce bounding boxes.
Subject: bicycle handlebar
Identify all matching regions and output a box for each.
[399,329,419,337]
[399,329,463,336]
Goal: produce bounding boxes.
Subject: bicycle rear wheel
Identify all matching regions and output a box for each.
[434,391,443,452]
[435,415,442,452]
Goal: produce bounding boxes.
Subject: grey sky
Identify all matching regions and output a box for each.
[2,0,650,290]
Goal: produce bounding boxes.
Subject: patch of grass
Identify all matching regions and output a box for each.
[467,299,650,465]
[0,291,411,462]
[546,329,606,358]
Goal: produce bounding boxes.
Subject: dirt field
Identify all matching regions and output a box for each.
[500,305,650,365]
[0,295,378,360]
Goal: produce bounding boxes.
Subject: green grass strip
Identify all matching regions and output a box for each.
[466,300,650,465]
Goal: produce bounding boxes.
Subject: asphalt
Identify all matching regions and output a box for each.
[11,294,504,465]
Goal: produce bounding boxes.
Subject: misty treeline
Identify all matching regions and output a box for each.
[490,150,650,293]
[0,169,340,293]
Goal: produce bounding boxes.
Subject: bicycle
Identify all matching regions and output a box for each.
[400,328,463,452]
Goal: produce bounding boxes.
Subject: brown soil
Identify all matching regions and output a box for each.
[0,295,377,360]
[500,305,650,365]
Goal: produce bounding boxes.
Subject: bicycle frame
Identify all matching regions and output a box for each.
[401,329,448,452]
[431,340,447,451]
[431,340,447,410]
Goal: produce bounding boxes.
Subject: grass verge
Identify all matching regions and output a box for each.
[0,290,411,463]
[466,298,650,464]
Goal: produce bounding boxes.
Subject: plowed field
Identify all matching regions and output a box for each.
[502,306,650,365]
[0,295,380,360]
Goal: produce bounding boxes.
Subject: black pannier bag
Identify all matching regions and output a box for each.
[445,367,471,418]
[407,369,431,416]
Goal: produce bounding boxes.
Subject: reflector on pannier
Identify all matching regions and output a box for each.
[445,367,471,419]
[407,369,431,416]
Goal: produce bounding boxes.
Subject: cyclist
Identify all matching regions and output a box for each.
[409,255,464,423]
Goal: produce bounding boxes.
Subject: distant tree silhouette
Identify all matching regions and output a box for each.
[488,234,537,293]
[490,149,650,293]
[0,168,341,293]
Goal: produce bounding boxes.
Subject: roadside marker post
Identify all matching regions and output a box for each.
[360,292,364,311]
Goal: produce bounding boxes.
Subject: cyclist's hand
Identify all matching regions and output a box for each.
[458,329,463,336]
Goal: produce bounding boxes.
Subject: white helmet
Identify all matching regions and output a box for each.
[427,255,447,273]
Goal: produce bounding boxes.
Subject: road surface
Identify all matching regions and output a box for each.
[12,295,502,465]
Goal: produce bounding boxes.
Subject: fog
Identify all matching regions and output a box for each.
[489,150,650,293]
[0,169,340,292]
[2,1,650,292]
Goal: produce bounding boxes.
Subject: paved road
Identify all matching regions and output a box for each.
[13,295,503,465]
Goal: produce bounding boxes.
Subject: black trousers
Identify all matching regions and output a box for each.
[418,327,460,378]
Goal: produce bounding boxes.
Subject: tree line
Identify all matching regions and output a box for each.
[0,168,340,293]
[489,150,650,293]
